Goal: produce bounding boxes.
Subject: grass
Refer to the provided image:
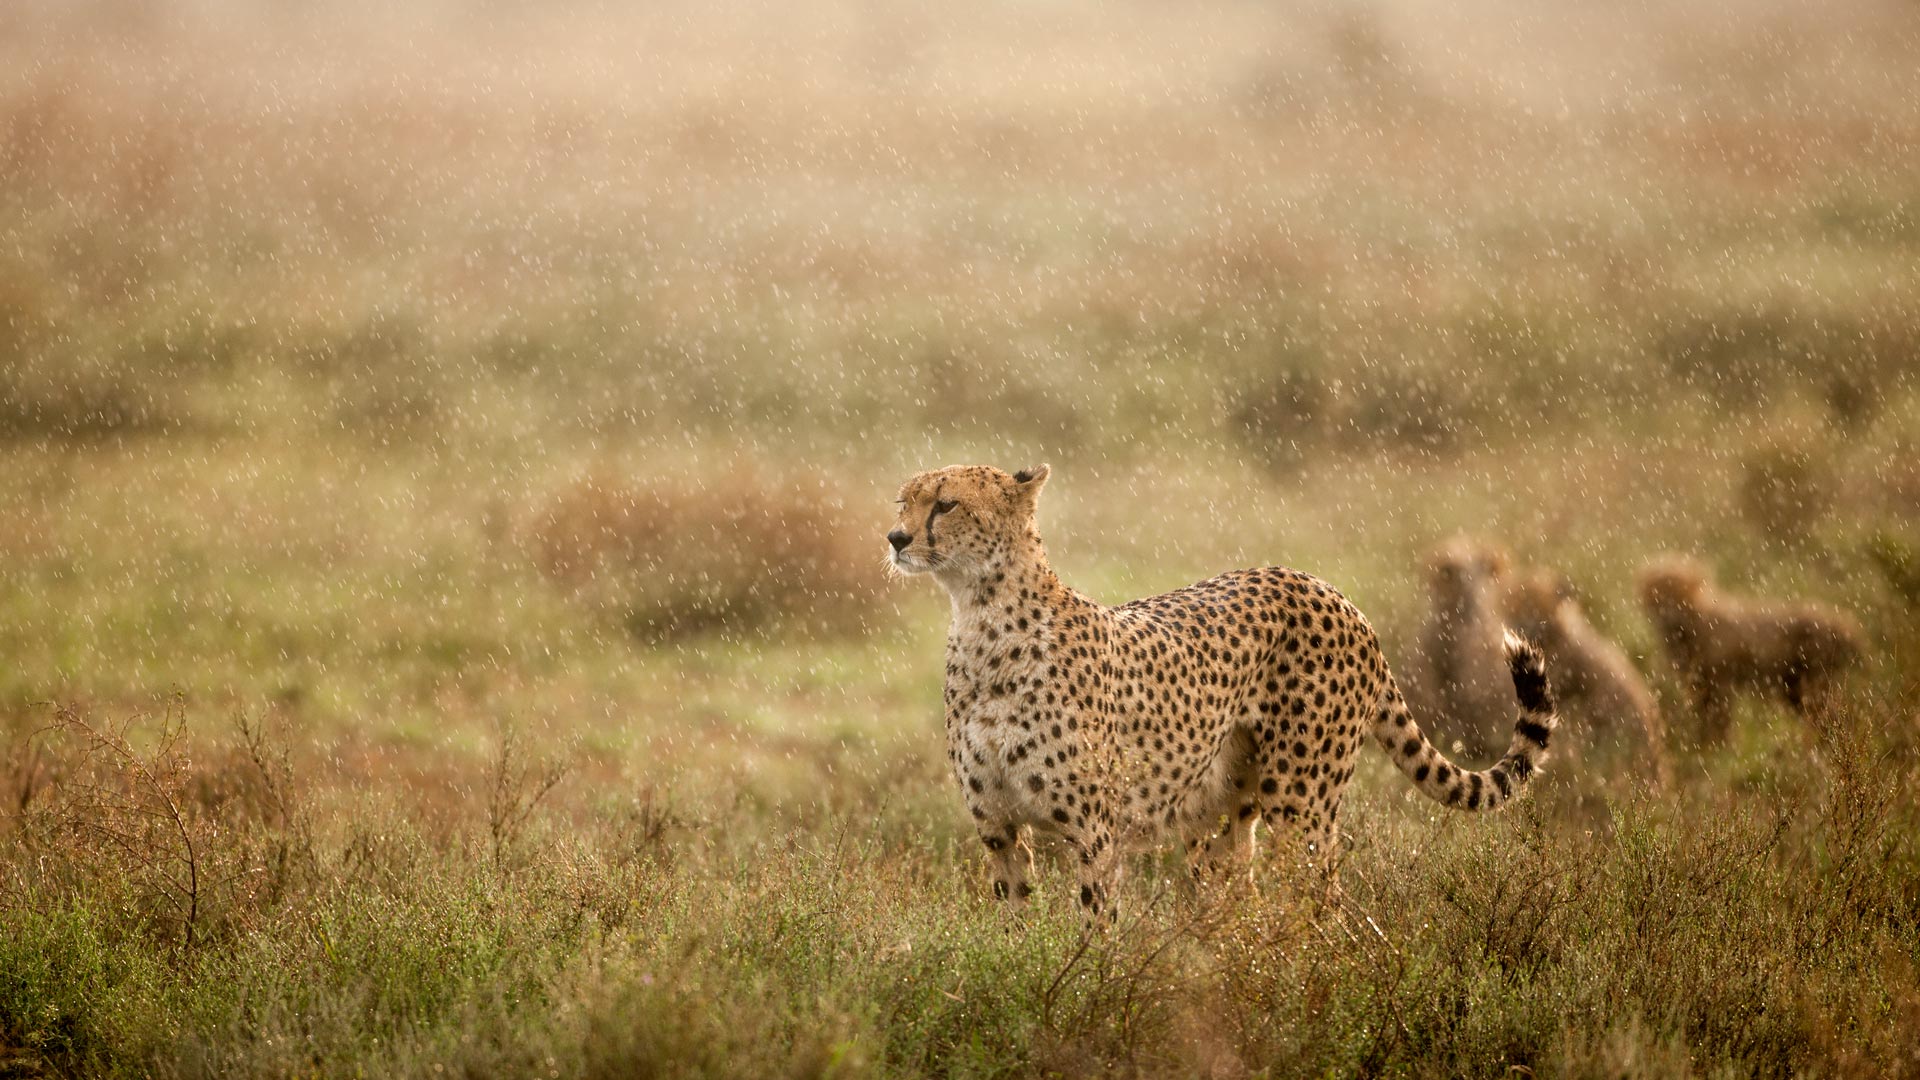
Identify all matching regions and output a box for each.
[4,0,1920,1074]
[5,689,1919,1078]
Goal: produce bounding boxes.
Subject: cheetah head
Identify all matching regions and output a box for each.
[1503,569,1575,640]
[1428,537,1508,604]
[886,464,1049,581]
[1637,557,1709,618]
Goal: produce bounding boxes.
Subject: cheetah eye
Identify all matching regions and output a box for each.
[934,499,958,515]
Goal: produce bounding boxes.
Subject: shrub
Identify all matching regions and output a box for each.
[1660,305,1920,416]
[1738,442,1834,547]
[1230,359,1485,470]
[523,467,890,640]
[20,700,216,956]
[0,351,191,442]
[1659,307,1809,407]
[1228,365,1330,473]
[1865,532,1920,611]
[1338,363,1483,455]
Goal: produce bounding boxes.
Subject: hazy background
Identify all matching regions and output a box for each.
[3,1,1919,1074]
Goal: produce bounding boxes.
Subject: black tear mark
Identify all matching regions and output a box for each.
[925,482,943,552]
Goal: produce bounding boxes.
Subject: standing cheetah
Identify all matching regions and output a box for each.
[887,465,1558,919]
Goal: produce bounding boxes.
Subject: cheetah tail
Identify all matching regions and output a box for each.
[1373,631,1559,812]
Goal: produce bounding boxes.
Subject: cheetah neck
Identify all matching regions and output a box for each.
[1650,603,1707,660]
[1437,584,1491,619]
[938,537,1085,633]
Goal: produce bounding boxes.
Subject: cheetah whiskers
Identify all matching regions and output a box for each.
[880,549,909,581]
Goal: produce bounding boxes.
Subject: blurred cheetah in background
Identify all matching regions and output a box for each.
[1638,556,1863,744]
[1404,538,1516,760]
[886,464,1558,919]
[1504,569,1672,789]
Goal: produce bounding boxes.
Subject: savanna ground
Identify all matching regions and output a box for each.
[3,0,1920,1075]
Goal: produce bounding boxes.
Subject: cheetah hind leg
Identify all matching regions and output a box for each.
[1184,802,1260,890]
[1262,803,1346,907]
[1183,724,1262,888]
[980,823,1035,912]
[1302,811,1343,885]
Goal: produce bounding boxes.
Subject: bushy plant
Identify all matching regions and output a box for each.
[523,467,891,640]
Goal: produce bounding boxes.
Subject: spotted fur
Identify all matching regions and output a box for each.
[888,465,1559,918]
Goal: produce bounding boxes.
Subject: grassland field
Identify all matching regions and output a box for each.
[3,0,1920,1076]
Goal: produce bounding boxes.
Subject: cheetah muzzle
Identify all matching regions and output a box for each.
[888,464,1560,921]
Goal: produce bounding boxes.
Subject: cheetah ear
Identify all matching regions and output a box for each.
[1484,548,1511,576]
[1010,464,1050,502]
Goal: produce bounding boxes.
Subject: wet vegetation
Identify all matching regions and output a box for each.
[3,0,1920,1075]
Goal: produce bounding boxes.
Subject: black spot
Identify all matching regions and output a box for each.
[1079,885,1095,907]
[1401,737,1420,757]
[1260,778,1279,794]
[1413,763,1431,783]
[994,880,1009,900]
[1052,808,1070,824]
[1016,882,1033,898]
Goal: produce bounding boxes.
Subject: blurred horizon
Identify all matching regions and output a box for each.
[4,0,1918,685]
[2,0,1916,693]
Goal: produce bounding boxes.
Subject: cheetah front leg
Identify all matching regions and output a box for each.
[1689,675,1733,746]
[1063,824,1122,926]
[980,823,1035,910]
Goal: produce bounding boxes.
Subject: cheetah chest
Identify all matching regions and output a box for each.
[943,629,1085,827]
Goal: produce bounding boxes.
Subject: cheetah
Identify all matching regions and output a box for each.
[1407,538,1517,760]
[1638,556,1863,744]
[1503,570,1671,788]
[886,465,1558,919]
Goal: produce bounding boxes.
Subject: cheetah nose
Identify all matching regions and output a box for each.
[887,528,912,552]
